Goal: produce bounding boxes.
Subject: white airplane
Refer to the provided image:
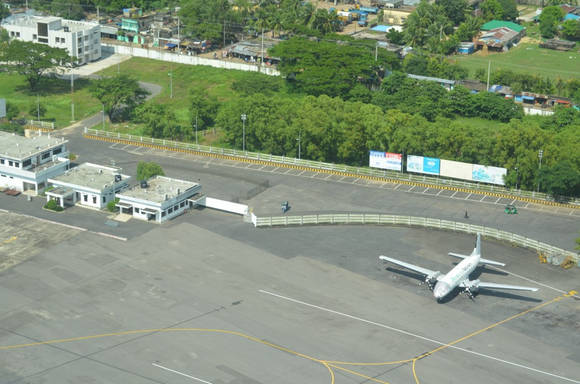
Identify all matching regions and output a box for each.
[379,233,539,301]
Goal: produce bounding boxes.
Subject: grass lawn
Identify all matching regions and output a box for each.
[0,73,101,128]
[452,42,580,80]
[97,57,287,142]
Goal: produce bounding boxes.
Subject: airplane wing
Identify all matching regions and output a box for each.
[379,256,440,278]
[448,253,506,267]
[476,281,538,292]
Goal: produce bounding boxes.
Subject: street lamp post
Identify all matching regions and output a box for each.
[102,104,105,129]
[296,131,301,160]
[195,113,198,145]
[241,113,247,152]
[168,67,173,99]
[537,149,543,192]
[514,166,519,190]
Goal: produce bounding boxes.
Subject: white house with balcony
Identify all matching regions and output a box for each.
[46,162,130,209]
[0,131,69,194]
[1,14,101,65]
[116,176,201,223]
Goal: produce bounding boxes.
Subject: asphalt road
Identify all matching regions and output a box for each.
[56,128,580,252]
[0,211,578,384]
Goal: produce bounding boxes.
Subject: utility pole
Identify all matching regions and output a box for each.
[514,166,519,190]
[169,63,173,99]
[537,149,543,192]
[70,57,75,122]
[102,104,105,129]
[486,60,491,91]
[195,113,198,145]
[296,131,301,160]
[261,27,264,68]
[241,114,247,152]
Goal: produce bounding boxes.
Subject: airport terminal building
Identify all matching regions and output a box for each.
[0,131,69,194]
[46,162,130,209]
[116,176,201,223]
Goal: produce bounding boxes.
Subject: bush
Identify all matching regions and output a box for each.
[136,161,164,181]
[107,198,120,212]
[44,199,64,211]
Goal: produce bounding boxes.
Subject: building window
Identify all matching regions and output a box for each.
[38,37,48,43]
[102,196,106,203]
[10,31,14,37]
[0,159,3,164]
[92,196,97,204]
[33,34,37,39]
[16,32,20,37]
[14,162,19,168]
[161,211,166,217]
[78,47,83,54]
[41,152,50,160]
[135,207,140,213]
[84,35,89,41]
[168,207,173,214]
[23,159,31,167]
[61,37,65,43]
[174,204,178,210]
[8,161,13,166]
[53,147,62,155]
[83,194,88,202]
[55,37,59,43]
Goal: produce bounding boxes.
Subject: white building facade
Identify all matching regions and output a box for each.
[0,131,69,193]
[116,176,201,223]
[1,14,101,65]
[46,163,130,209]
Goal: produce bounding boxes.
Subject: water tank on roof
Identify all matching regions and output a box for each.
[114,174,122,182]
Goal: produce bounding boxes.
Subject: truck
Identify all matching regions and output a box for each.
[359,6,379,14]
[358,13,368,27]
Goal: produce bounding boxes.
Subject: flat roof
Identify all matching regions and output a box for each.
[50,162,127,191]
[118,176,199,204]
[0,131,67,161]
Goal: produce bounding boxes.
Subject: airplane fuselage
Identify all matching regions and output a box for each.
[433,252,479,300]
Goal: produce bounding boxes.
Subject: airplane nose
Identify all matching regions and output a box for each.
[433,282,451,300]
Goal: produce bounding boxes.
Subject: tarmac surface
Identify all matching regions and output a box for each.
[51,128,580,251]
[0,210,578,384]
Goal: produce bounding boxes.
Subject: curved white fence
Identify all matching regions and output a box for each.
[251,213,578,267]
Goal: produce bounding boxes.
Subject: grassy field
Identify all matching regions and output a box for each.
[452,42,580,80]
[0,73,101,128]
[97,57,287,142]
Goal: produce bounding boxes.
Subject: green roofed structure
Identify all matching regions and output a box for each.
[481,20,525,33]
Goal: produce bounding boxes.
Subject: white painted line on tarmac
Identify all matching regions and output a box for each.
[436,190,443,196]
[409,185,416,192]
[495,197,502,204]
[465,193,472,200]
[393,184,401,190]
[325,174,333,180]
[258,289,579,384]
[297,170,305,176]
[480,195,487,202]
[450,191,457,198]
[152,363,214,383]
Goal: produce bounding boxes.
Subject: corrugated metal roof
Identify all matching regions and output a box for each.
[481,20,525,33]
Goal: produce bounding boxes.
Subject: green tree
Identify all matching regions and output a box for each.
[0,3,10,20]
[497,0,518,21]
[436,0,469,25]
[481,0,503,21]
[134,103,180,139]
[0,40,70,90]
[28,103,47,119]
[455,16,483,41]
[539,6,565,38]
[5,102,19,120]
[561,19,580,41]
[537,160,580,198]
[179,0,233,44]
[189,88,219,135]
[386,29,405,44]
[136,161,165,181]
[404,0,452,48]
[89,75,149,122]
[51,0,85,20]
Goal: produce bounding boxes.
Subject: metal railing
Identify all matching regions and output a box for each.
[84,128,579,206]
[251,213,578,266]
[27,120,55,130]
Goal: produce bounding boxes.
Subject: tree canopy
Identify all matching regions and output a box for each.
[89,74,149,121]
[136,161,165,181]
[0,40,70,90]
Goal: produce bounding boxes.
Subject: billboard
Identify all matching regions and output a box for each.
[440,159,473,181]
[472,165,507,186]
[407,155,440,175]
[369,151,402,171]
